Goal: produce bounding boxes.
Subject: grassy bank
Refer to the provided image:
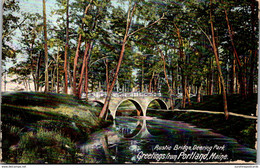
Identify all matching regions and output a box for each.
[185,94,257,116]
[170,111,256,149]
[149,94,257,149]
[1,92,111,163]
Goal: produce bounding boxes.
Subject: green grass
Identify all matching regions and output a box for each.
[168,94,258,149]
[1,92,111,163]
[170,111,256,149]
[185,94,257,116]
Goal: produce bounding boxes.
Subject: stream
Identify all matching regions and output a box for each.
[80,116,256,163]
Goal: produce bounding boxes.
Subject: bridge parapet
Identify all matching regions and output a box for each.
[83,92,164,99]
[84,92,174,119]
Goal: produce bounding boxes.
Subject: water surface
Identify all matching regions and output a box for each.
[80,116,256,163]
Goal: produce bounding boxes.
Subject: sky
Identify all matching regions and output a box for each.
[3,0,123,70]
[3,0,59,70]
[20,0,57,13]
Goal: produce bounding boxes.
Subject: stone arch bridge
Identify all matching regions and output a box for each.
[84,92,173,119]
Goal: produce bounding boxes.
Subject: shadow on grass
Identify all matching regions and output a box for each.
[1,92,112,163]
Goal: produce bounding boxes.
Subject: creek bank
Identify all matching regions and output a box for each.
[148,94,257,149]
[1,92,112,163]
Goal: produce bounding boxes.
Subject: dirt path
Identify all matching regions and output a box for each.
[173,109,257,120]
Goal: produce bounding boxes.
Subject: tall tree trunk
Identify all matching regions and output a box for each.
[36,52,42,92]
[157,46,174,109]
[181,76,187,108]
[218,74,221,94]
[99,3,164,119]
[196,84,201,103]
[77,43,90,98]
[72,35,82,96]
[223,4,247,99]
[210,0,228,119]
[154,76,158,92]
[72,1,92,96]
[43,0,49,92]
[174,23,186,108]
[64,0,69,94]
[141,58,144,92]
[248,0,257,96]
[99,32,129,118]
[186,85,191,105]
[100,3,135,118]
[209,58,213,95]
[30,42,37,92]
[230,52,236,94]
[51,67,55,92]
[84,41,93,101]
[105,58,110,92]
[149,71,154,92]
[56,46,60,93]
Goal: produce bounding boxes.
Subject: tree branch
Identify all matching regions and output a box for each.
[2,18,27,40]
[127,13,165,37]
[195,21,214,48]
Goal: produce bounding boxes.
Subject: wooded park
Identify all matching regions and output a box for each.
[3,0,259,119]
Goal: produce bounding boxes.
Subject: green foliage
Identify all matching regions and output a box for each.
[1,92,111,163]
[2,0,21,61]
[15,128,77,163]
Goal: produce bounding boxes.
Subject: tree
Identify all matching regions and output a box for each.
[2,0,23,62]
[99,1,165,119]
[43,0,49,92]
[64,0,70,94]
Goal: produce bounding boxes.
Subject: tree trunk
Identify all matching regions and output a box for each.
[99,3,164,119]
[181,76,187,108]
[30,43,37,92]
[105,58,110,92]
[141,57,144,92]
[72,35,82,96]
[43,0,49,92]
[209,58,213,95]
[64,0,69,94]
[149,71,154,92]
[35,52,42,92]
[51,67,55,92]
[84,41,93,101]
[99,34,128,118]
[230,53,236,94]
[77,43,90,98]
[224,4,247,99]
[72,1,92,96]
[210,0,228,119]
[99,3,137,119]
[56,46,60,93]
[248,0,257,96]
[157,46,174,109]
[174,23,186,108]
[196,84,201,103]
[186,85,191,105]
[218,74,221,94]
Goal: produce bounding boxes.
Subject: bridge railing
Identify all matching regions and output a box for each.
[82,92,163,99]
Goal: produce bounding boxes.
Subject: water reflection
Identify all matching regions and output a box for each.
[114,116,153,139]
[80,116,256,163]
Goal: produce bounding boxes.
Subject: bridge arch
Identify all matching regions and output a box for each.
[147,98,169,110]
[92,100,104,107]
[91,100,113,120]
[114,98,144,117]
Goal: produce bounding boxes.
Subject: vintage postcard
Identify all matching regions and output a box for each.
[1,0,258,165]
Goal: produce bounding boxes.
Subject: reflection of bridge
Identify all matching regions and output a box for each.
[85,92,173,119]
[114,118,152,139]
